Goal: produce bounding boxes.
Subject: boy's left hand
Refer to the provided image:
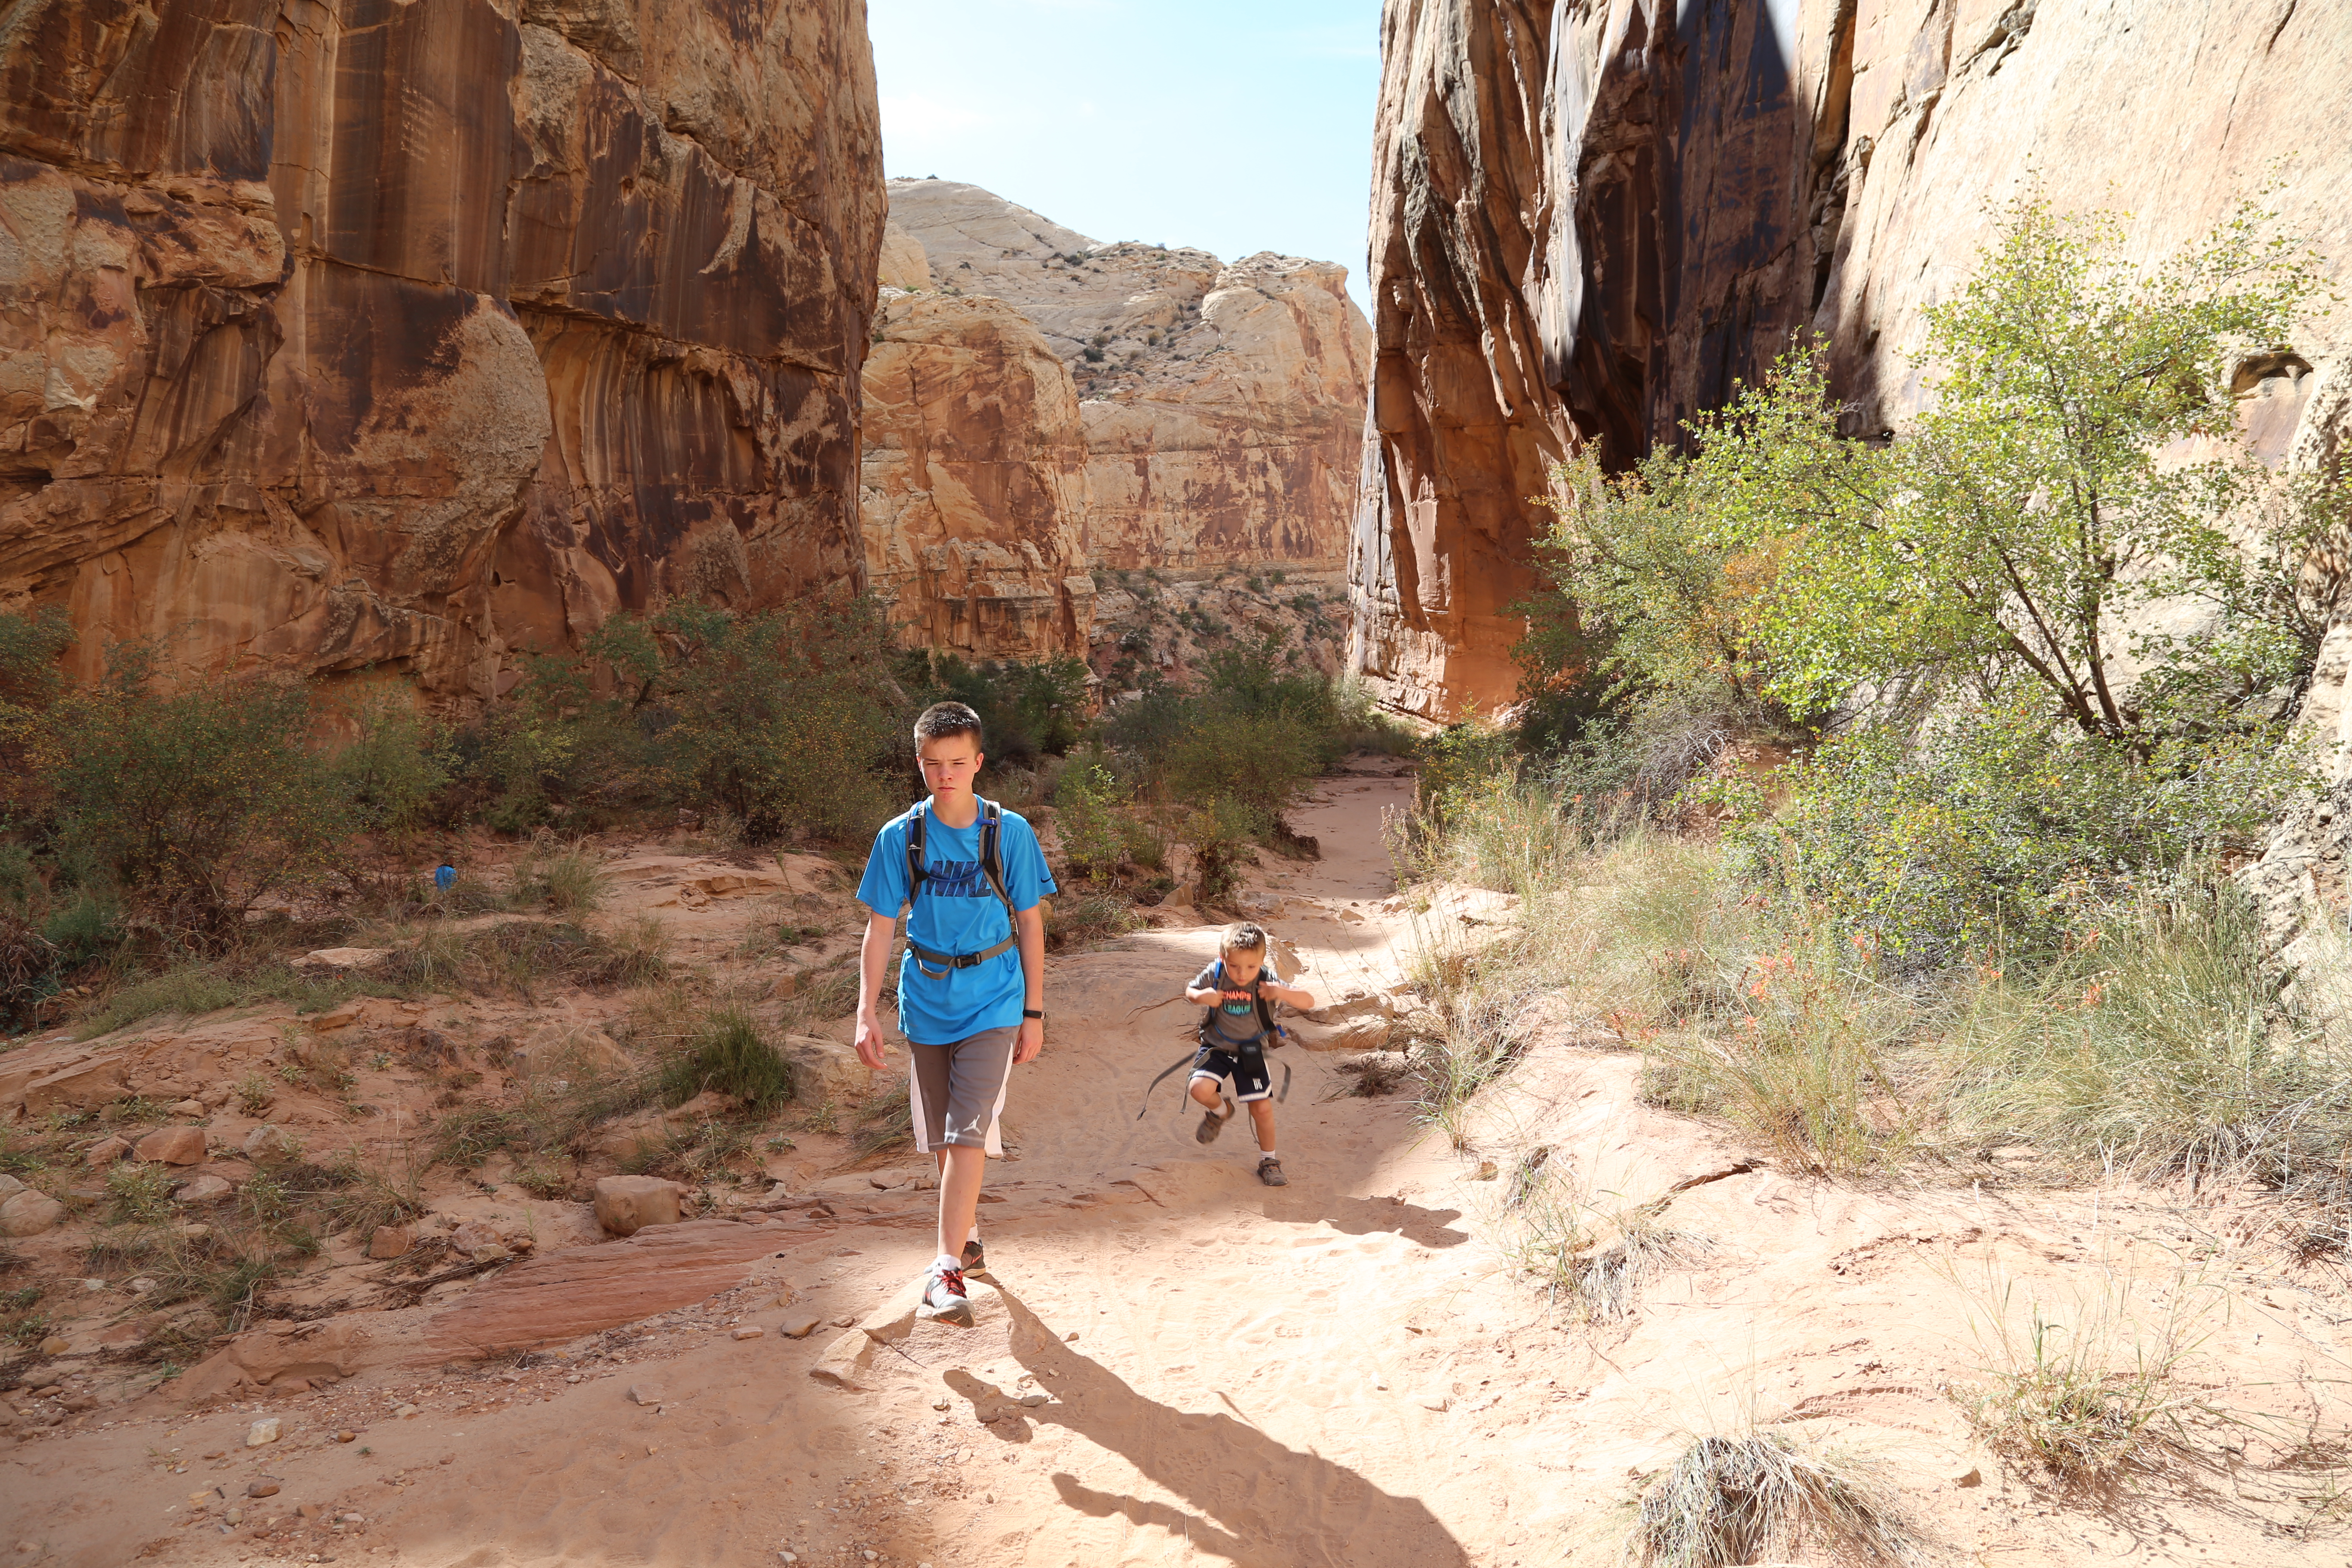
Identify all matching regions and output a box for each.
[1014,1016,1044,1064]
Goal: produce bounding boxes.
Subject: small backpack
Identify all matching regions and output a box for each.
[903,797,1020,980]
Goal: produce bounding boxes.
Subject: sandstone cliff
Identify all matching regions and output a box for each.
[0,0,883,699]
[1354,0,2350,719]
[865,180,1369,661]
[859,292,1093,658]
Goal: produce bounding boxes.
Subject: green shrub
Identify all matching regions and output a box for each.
[330,687,451,837]
[908,652,1089,769]
[43,653,351,943]
[1182,796,1259,905]
[1943,887,2350,1180]
[659,1009,793,1112]
[603,598,906,842]
[510,845,606,913]
[1054,757,1130,882]
[1733,698,2305,965]
[105,1163,178,1224]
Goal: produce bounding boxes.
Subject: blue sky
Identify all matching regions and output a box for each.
[867,0,1384,310]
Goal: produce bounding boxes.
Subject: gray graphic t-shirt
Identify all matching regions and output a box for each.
[1193,962,1268,1047]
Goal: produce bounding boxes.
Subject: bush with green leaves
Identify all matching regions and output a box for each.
[1054,756,1130,882]
[659,1009,794,1112]
[1734,695,2302,965]
[42,650,352,943]
[329,687,452,837]
[1516,191,2333,942]
[906,651,1090,769]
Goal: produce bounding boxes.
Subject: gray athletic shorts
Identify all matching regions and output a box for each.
[907,1026,1018,1155]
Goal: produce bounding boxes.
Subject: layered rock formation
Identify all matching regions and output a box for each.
[0,0,882,698]
[859,292,1093,657]
[861,180,1369,658]
[1354,0,2350,717]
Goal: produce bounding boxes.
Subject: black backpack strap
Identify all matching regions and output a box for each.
[905,802,928,903]
[903,796,1023,980]
[977,799,1014,910]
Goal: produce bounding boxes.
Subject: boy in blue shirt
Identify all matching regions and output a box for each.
[854,702,1055,1324]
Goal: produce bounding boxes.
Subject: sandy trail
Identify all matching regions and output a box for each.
[9,761,2352,1567]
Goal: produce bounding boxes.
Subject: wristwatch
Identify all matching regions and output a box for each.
[1022,1008,1044,1020]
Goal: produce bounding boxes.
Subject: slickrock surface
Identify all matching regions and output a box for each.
[0,0,883,698]
[864,179,1369,659]
[1352,0,2350,718]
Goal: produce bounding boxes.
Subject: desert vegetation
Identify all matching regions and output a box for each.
[1385,195,2348,1520]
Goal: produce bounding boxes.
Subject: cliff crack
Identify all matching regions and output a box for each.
[2264,0,2300,53]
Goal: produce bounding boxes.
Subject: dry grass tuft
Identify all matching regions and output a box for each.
[1953,1264,2219,1481]
[1625,1430,1913,1567]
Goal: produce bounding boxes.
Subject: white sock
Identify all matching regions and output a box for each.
[932,1252,960,1272]
[1259,1150,1278,1162]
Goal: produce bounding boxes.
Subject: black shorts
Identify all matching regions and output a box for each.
[1189,1043,1272,1103]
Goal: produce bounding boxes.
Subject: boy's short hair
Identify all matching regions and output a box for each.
[914,701,983,749]
[1219,921,1269,958]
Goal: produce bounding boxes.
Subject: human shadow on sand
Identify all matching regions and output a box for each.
[1263,1191,1468,1248]
[946,1283,1470,1568]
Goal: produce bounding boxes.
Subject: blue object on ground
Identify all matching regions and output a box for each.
[434,864,457,891]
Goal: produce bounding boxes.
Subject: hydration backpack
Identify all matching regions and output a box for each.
[903,797,1020,980]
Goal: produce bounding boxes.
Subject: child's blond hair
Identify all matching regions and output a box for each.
[1218,921,1269,959]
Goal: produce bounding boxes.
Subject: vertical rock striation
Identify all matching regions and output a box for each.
[0,0,882,698]
[1353,0,2350,719]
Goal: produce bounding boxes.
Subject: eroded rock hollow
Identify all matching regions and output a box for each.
[0,0,884,698]
[1353,0,2350,719]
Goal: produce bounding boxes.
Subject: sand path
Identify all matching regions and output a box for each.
[9,763,2352,1567]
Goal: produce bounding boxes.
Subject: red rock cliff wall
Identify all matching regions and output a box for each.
[0,0,882,698]
[1353,0,2349,719]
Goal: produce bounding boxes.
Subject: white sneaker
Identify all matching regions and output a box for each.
[918,1260,973,1325]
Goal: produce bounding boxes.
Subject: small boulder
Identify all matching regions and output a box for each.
[0,1173,23,1200]
[778,1312,823,1339]
[450,1219,511,1259]
[246,1480,280,1498]
[297,947,393,973]
[174,1176,234,1206]
[781,1035,873,1106]
[730,1325,765,1341]
[311,1001,365,1032]
[366,1225,414,1260]
[83,1136,131,1166]
[245,1417,281,1447]
[594,1176,683,1237]
[242,1125,303,1164]
[135,1126,207,1166]
[166,1099,206,1118]
[626,1382,665,1406]
[0,1191,66,1238]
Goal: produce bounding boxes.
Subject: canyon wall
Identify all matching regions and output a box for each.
[862,180,1369,658]
[1354,0,2351,718]
[0,0,882,699]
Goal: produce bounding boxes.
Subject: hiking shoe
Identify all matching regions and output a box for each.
[1257,1156,1288,1187]
[960,1237,987,1275]
[1195,1096,1235,1145]
[917,1262,973,1325]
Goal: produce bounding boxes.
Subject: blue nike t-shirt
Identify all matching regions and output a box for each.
[857,799,1056,1044]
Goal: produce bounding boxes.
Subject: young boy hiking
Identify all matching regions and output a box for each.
[1185,922,1313,1187]
[854,701,1054,1325]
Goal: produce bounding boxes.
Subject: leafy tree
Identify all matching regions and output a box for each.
[1717,193,2335,744]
